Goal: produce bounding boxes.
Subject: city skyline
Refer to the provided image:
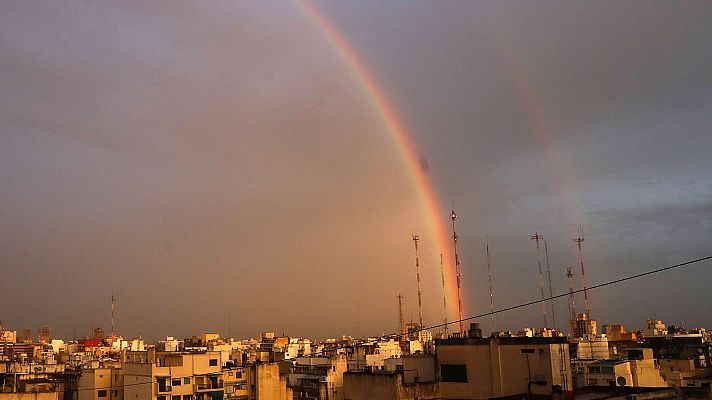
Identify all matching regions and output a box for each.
[1,1,712,340]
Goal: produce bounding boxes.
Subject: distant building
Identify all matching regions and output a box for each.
[570,313,597,339]
[644,319,668,337]
[573,334,610,361]
[581,348,666,388]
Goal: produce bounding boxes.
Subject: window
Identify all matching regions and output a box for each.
[209,359,218,367]
[441,364,468,383]
[172,396,181,400]
[172,378,181,386]
[98,390,107,398]
[183,396,192,400]
[184,377,191,385]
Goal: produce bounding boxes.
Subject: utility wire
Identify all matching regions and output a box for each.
[424,254,712,332]
[11,254,711,394]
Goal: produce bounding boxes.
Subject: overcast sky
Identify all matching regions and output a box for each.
[1,1,711,341]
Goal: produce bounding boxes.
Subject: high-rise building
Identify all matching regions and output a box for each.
[570,313,597,339]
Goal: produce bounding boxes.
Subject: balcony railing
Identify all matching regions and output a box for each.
[195,382,224,391]
[155,384,171,393]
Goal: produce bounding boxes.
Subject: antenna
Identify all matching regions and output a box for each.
[574,226,591,319]
[451,210,464,336]
[412,235,424,329]
[397,294,405,340]
[485,236,495,334]
[544,239,556,330]
[111,289,115,337]
[440,253,449,338]
[567,267,576,324]
[531,233,548,327]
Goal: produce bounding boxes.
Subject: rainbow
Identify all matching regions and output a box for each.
[298,1,461,323]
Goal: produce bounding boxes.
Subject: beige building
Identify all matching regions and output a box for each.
[343,372,439,400]
[78,367,124,400]
[659,358,712,399]
[436,336,571,399]
[644,319,668,336]
[574,334,611,361]
[289,355,347,400]
[582,348,666,388]
[223,363,292,400]
[123,350,224,400]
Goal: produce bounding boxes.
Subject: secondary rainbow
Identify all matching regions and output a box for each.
[298,0,461,323]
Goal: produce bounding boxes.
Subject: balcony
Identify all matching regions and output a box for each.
[155,383,172,393]
[196,382,224,391]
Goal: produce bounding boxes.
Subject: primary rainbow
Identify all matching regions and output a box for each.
[298,1,461,324]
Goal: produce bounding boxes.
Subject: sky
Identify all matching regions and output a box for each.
[1,1,711,342]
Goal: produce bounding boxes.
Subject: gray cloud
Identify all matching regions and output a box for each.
[1,1,711,339]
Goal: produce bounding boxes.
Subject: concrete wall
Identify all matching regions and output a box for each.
[437,338,571,400]
[78,367,123,400]
[343,373,440,400]
[343,373,398,400]
[0,393,59,400]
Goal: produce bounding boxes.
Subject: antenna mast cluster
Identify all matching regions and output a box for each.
[412,235,424,328]
[451,210,464,336]
[531,233,548,327]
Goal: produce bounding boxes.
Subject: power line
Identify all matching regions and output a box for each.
[425,254,712,332]
[27,253,712,395]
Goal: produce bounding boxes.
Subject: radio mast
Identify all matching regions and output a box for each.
[451,210,464,336]
[531,233,548,327]
[413,235,424,328]
[485,236,495,334]
[440,253,449,338]
[574,226,591,318]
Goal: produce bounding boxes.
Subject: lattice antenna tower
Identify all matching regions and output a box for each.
[412,235,424,329]
[544,239,557,330]
[485,236,495,334]
[451,210,465,336]
[567,266,576,323]
[397,294,405,339]
[440,253,449,338]
[111,289,115,337]
[531,232,548,327]
[574,226,591,318]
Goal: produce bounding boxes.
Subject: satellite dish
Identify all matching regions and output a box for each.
[617,376,627,386]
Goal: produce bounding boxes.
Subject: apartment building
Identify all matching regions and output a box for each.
[123,350,224,400]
